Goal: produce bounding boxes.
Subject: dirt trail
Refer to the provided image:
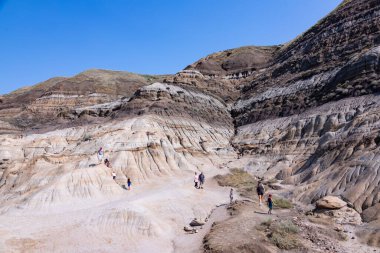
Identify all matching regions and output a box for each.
[200,169,380,253]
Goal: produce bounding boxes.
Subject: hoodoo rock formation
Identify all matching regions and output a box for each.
[0,0,380,252]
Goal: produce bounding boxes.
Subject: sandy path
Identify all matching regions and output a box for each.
[0,168,233,253]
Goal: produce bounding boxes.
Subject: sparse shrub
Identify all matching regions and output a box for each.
[83,134,92,142]
[277,221,299,234]
[261,218,272,227]
[268,220,300,250]
[339,232,349,241]
[269,231,299,250]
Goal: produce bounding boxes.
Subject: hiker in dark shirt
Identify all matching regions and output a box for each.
[104,158,111,168]
[198,172,205,189]
[256,182,265,206]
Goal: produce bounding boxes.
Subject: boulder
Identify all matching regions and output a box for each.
[316,196,346,210]
[189,218,206,227]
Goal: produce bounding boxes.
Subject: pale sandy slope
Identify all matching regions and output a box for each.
[0,115,235,253]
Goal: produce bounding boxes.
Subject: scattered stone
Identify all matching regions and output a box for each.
[190,218,206,227]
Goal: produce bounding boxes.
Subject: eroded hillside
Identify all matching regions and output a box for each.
[0,0,380,252]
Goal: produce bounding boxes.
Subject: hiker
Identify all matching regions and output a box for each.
[194,172,199,189]
[104,158,111,168]
[256,181,265,206]
[127,178,132,190]
[267,194,273,214]
[230,188,234,204]
[198,172,205,189]
[112,171,116,180]
[97,147,104,164]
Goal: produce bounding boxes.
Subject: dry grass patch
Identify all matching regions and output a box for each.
[273,198,293,209]
[260,220,301,250]
[215,169,256,187]
[214,169,257,198]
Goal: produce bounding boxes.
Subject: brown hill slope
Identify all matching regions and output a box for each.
[0,69,166,132]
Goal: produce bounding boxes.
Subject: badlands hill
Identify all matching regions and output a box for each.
[1,0,380,252]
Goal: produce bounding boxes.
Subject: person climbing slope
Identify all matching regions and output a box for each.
[256,181,265,206]
[199,172,205,189]
[97,147,104,164]
[267,194,273,215]
[194,172,199,189]
[230,188,234,204]
[112,171,116,180]
[104,158,111,168]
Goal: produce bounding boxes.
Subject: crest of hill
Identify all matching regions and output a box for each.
[184,46,280,76]
[5,69,164,102]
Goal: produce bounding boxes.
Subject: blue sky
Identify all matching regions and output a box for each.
[0,0,341,94]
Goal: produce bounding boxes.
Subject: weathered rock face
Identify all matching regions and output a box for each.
[234,94,380,214]
[118,82,233,127]
[0,115,233,206]
[231,0,380,221]
[163,70,242,103]
[232,0,380,126]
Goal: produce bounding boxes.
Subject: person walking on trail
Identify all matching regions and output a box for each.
[97,147,104,164]
[267,194,273,214]
[112,171,116,180]
[127,178,132,190]
[199,172,205,189]
[230,188,234,204]
[257,181,265,206]
[194,172,199,189]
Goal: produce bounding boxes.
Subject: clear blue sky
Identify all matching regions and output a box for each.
[0,0,341,94]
